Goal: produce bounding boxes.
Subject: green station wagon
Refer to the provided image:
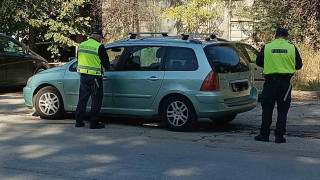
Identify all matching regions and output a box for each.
[23,33,258,131]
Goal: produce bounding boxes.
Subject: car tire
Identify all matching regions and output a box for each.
[160,95,197,131]
[210,114,237,125]
[34,86,65,119]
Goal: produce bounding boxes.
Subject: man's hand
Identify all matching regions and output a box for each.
[291,74,297,85]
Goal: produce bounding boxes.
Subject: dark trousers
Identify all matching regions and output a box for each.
[76,74,103,125]
[260,78,291,136]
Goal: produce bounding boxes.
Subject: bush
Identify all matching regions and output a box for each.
[295,43,320,84]
[294,80,320,91]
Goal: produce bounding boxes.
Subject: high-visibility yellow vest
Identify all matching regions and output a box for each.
[77,39,104,76]
[263,38,296,74]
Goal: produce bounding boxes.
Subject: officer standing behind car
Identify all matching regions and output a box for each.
[254,28,303,143]
[75,29,109,129]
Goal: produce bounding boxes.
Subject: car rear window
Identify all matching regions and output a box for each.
[204,45,250,73]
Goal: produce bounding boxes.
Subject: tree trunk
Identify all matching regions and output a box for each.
[90,0,103,28]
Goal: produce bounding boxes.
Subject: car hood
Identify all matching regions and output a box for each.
[32,52,47,61]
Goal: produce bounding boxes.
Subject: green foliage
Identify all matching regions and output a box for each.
[0,0,91,61]
[0,0,28,35]
[164,0,223,33]
[238,0,320,49]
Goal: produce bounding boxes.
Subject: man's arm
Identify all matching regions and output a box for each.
[256,45,265,68]
[294,46,303,70]
[98,45,110,70]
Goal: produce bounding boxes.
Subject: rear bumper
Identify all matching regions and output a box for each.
[194,87,258,118]
[23,86,33,108]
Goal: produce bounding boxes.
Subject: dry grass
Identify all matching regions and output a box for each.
[293,44,320,91]
[295,44,320,82]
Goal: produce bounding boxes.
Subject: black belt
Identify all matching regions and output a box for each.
[264,73,293,80]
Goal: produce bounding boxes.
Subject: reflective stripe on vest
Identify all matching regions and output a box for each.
[77,39,104,76]
[78,49,99,56]
[263,38,296,74]
[77,65,102,75]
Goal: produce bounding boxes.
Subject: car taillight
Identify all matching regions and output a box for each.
[200,71,219,91]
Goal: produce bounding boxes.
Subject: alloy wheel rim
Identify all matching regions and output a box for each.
[167,101,189,127]
[39,93,59,115]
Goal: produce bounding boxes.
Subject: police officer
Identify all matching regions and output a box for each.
[254,28,303,143]
[75,29,109,129]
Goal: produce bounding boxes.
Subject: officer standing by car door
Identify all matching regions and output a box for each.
[254,28,303,143]
[75,29,109,129]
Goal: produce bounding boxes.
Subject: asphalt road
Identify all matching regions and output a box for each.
[0,87,320,180]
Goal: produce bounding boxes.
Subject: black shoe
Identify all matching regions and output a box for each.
[254,134,270,142]
[90,123,105,129]
[75,122,85,127]
[275,136,286,143]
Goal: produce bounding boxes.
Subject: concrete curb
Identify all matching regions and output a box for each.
[292,90,320,100]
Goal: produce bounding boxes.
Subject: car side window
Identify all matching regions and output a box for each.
[106,47,125,71]
[123,46,165,71]
[69,61,78,72]
[0,37,24,54]
[165,47,198,71]
[244,45,258,63]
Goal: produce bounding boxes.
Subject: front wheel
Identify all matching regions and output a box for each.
[160,95,197,131]
[34,86,65,119]
[210,114,237,125]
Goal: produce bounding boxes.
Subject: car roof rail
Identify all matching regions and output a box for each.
[180,33,228,42]
[129,32,169,39]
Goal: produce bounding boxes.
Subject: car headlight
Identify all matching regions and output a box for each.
[27,76,33,85]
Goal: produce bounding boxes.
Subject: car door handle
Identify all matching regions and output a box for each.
[103,77,110,81]
[148,76,160,81]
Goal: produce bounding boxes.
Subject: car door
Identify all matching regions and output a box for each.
[99,46,127,113]
[112,46,165,110]
[0,37,31,85]
[62,60,115,111]
[0,38,6,84]
[242,44,265,92]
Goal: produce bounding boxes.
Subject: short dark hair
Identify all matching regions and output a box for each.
[276,28,288,37]
[92,29,104,39]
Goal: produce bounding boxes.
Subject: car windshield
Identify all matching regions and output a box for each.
[204,45,250,73]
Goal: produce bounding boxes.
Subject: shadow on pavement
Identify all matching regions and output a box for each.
[0,86,24,94]
[98,115,254,133]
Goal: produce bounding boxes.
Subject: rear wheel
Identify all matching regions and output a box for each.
[210,114,237,125]
[160,95,197,131]
[34,86,65,119]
